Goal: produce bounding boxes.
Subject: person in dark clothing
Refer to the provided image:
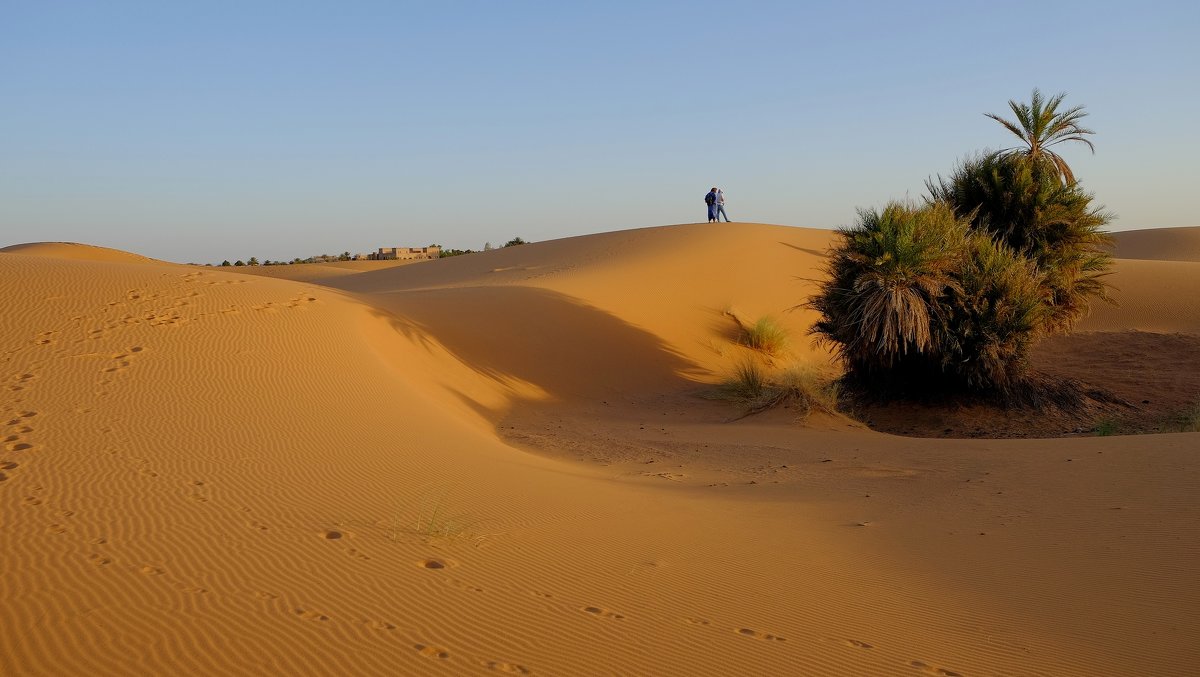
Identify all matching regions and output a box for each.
[704,187,718,222]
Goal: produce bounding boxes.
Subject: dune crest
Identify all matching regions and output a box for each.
[1,241,160,264]
[1111,225,1200,262]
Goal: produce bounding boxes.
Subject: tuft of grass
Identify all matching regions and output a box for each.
[723,309,789,357]
[1093,418,1119,436]
[744,316,790,356]
[1173,399,1200,433]
[717,359,770,400]
[388,489,479,543]
[712,360,839,419]
[774,365,841,415]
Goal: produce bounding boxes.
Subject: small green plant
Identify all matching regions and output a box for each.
[1172,399,1200,433]
[388,489,479,543]
[723,309,789,357]
[1093,418,1119,436]
[717,359,769,400]
[774,365,841,415]
[744,316,789,356]
[712,360,839,419]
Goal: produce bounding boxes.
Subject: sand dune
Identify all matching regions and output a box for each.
[1111,226,1200,262]
[2,224,1197,676]
[0,241,159,264]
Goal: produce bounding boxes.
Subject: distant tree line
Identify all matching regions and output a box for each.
[216,238,530,267]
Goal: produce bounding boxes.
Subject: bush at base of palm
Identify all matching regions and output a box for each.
[811,201,1056,393]
[809,201,968,382]
[928,152,1114,334]
[939,235,1049,392]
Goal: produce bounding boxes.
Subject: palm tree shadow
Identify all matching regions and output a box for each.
[778,241,828,258]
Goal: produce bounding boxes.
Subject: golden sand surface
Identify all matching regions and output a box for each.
[1,227,1197,676]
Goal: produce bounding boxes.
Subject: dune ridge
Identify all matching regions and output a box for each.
[1110,225,1200,263]
[2,225,1198,676]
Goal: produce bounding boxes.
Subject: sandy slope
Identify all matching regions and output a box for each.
[1111,225,1200,263]
[2,224,1197,676]
[0,242,159,264]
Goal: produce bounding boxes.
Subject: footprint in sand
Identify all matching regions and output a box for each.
[845,639,873,649]
[293,608,330,622]
[484,661,531,674]
[362,620,396,631]
[738,628,786,641]
[5,442,33,452]
[910,661,962,677]
[88,554,112,566]
[419,558,451,570]
[415,644,450,660]
[139,565,165,576]
[582,606,625,620]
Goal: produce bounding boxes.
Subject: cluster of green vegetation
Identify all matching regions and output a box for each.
[810,89,1114,397]
[709,312,841,418]
[434,237,523,259]
[217,252,357,267]
[214,238,532,266]
[715,360,840,419]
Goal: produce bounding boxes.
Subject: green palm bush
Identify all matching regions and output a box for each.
[811,202,1058,393]
[928,151,1114,334]
[811,90,1113,396]
[810,201,969,380]
[939,235,1049,391]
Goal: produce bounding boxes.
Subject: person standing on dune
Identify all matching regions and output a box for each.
[705,187,718,222]
[716,188,730,222]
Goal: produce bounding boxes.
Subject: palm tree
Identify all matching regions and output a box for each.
[809,202,968,375]
[986,89,1094,184]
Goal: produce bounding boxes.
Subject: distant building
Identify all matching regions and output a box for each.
[372,246,441,261]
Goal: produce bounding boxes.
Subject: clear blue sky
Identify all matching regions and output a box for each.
[2,1,1197,263]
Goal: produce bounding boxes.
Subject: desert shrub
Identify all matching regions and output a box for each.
[743,316,789,356]
[1173,399,1200,433]
[714,360,838,418]
[718,359,770,400]
[811,200,1065,393]
[773,365,841,415]
[938,235,1050,391]
[928,151,1114,334]
[809,201,969,382]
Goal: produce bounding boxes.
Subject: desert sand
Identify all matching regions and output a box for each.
[1,224,1197,676]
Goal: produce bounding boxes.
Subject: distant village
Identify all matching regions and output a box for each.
[214,238,527,267]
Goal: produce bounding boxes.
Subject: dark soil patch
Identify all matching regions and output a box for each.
[846,331,1200,438]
